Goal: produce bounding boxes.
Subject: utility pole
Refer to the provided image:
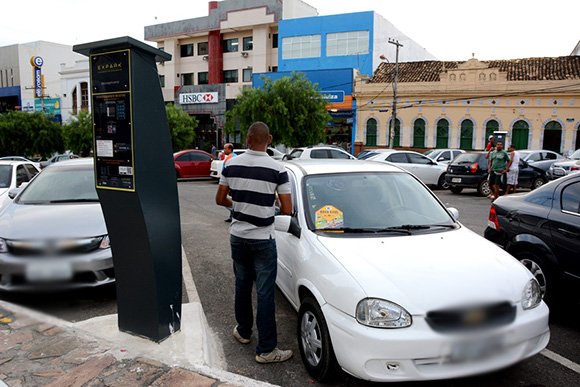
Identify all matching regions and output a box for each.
[388,38,403,149]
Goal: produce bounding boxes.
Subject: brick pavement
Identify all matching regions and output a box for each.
[0,302,238,387]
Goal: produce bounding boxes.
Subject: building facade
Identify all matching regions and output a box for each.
[144,0,317,149]
[0,41,85,122]
[278,11,435,77]
[354,57,580,155]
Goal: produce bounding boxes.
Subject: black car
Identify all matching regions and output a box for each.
[445,152,548,196]
[484,173,580,304]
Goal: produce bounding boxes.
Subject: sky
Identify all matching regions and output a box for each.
[1,0,578,61]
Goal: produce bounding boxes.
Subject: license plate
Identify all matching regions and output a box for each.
[26,261,73,282]
[450,334,505,363]
[451,178,462,183]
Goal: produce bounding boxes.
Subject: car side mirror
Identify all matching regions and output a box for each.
[447,207,460,220]
[8,187,21,199]
[437,157,445,161]
[274,215,301,238]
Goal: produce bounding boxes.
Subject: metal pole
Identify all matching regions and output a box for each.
[388,39,403,149]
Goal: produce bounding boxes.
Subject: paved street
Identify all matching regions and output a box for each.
[178,180,580,387]
[1,178,579,386]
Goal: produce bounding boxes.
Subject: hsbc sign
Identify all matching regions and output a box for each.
[179,92,219,104]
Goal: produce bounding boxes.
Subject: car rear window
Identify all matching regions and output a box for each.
[452,153,482,164]
[0,165,12,188]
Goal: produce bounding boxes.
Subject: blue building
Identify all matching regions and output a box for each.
[253,10,435,151]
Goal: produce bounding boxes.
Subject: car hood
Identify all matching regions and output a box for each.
[0,202,107,240]
[315,227,531,315]
[0,188,7,198]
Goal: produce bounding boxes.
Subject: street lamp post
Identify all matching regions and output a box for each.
[386,39,403,149]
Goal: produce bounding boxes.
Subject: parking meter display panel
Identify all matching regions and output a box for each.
[91,50,134,191]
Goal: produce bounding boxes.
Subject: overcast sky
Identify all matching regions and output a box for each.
[2,0,578,60]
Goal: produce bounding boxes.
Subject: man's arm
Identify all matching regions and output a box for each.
[215,184,232,208]
[506,151,514,171]
[278,193,292,216]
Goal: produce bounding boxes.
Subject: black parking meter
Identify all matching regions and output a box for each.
[74,37,181,342]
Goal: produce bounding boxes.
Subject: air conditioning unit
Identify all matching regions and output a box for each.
[241,51,249,58]
[202,55,209,61]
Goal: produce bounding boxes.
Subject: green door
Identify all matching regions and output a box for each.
[413,119,425,148]
[511,120,529,150]
[460,120,474,150]
[436,119,449,148]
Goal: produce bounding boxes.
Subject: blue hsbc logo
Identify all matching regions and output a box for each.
[320,91,345,103]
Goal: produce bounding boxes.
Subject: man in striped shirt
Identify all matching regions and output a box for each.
[215,122,293,364]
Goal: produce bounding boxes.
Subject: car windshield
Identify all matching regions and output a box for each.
[0,165,12,188]
[303,172,455,233]
[358,152,379,160]
[424,150,438,158]
[16,165,98,204]
[570,149,580,160]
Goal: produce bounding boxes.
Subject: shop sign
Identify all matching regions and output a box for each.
[179,92,219,104]
[321,91,345,103]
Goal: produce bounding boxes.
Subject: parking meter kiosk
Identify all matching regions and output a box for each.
[74,37,181,342]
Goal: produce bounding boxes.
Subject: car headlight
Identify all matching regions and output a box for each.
[99,235,111,249]
[0,238,6,253]
[356,298,412,328]
[522,279,542,310]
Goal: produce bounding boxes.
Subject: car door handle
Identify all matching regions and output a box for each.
[557,228,580,238]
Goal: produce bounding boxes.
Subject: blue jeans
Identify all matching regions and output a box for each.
[230,235,278,354]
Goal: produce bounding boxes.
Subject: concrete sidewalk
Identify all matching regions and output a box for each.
[0,248,275,387]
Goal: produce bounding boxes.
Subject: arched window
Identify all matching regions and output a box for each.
[436,119,449,148]
[460,119,474,150]
[511,120,529,150]
[365,118,377,146]
[485,119,499,141]
[543,121,562,153]
[576,127,580,150]
[413,118,426,148]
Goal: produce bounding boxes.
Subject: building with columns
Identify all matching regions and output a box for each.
[354,56,580,155]
[144,0,317,148]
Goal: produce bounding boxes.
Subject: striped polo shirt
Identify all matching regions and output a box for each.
[220,149,291,240]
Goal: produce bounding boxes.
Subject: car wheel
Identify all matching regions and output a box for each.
[517,252,556,303]
[450,186,463,194]
[437,174,449,189]
[477,179,491,197]
[297,297,339,382]
[531,177,545,190]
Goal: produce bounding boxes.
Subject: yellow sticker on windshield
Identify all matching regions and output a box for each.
[315,205,344,229]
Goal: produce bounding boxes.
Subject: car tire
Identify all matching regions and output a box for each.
[450,186,463,194]
[297,297,339,382]
[437,174,449,189]
[477,179,491,197]
[516,252,557,305]
[531,177,545,190]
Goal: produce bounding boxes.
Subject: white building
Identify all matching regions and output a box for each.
[0,41,85,122]
[144,0,318,148]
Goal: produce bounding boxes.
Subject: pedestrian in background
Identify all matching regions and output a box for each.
[485,135,495,158]
[505,144,520,194]
[215,122,294,364]
[211,144,217,158]
[222,143,236,222]
[487,141,510,200]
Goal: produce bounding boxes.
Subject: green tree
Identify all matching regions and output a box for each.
[166,104,198,151]
[62,111,93,156]
[225,72,329,147]
[0,111,63,157]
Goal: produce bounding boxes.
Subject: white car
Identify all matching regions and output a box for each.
[274,159,549,382]
[423,149,465,165]
[284,146,355,160]
[210,147,284,180]
[549,148,580,179]
[367,150,449,188]
[0,160,40,212]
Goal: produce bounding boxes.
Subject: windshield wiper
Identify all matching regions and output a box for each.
[47,198,100,203]
[317,227,411,234]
